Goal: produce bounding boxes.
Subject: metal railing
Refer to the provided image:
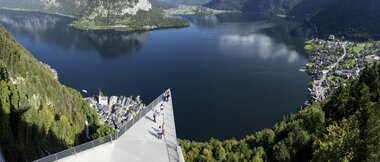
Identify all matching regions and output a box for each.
[0,147,5,162]
[177,146,185,162]
[34,90,167,162]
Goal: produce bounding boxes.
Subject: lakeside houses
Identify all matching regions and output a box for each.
[84,94,146,130]
[304,38,380,105]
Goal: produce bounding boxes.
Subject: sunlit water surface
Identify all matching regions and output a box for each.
[0,10,313,141]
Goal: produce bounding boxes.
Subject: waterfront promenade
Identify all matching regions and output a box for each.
[44,90,183,162]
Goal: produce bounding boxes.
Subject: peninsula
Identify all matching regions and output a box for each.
[0,0,190,32]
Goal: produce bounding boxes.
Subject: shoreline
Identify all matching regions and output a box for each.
[1,7,191,33]
[302,38,380,106]
[0,7,77,18]
[69,20,190,33]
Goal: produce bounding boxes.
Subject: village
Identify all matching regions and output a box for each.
[304,35,380,105]
[84,93,146,130]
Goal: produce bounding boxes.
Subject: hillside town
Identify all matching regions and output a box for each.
[84,93,146,130]
[304,35,380,105]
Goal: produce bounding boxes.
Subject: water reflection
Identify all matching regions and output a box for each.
[185,14,219,27]
[220,33,300,63]
[84,31,150,58]
[0,10,150,58]
[184,14,305,64]
[0,10,311,140]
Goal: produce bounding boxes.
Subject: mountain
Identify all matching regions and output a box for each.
[159,0,211,6]
[0,0,189,31]
[180,64,380,161]
[0,0,89,16]
[0,26,113,161]
[287,0,337,19]
[309,0,380,40]
[205,0,380,40]
[205,0,335,17]
[204,0,246,11]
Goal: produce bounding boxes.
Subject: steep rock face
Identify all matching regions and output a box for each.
[86,0,152,19]
[0,0,153,17]
[0,0,90,16]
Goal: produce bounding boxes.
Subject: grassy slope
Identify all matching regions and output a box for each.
[0,27,112,161]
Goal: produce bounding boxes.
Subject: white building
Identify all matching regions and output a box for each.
[109,96,118,107]
[98,96,109,106]
[329,35,335,40]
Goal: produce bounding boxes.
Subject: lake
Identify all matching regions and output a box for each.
[0,9,312,141]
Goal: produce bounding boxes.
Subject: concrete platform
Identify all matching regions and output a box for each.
[58,92,181,162]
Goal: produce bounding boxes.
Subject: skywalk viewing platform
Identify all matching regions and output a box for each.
[35,89,184,162]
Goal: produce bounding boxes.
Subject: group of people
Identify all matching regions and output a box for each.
[152,111,165,139]
[163,90,171,102]
[154,104,166,139]
[152,104,165,123]
[151,90,171,139]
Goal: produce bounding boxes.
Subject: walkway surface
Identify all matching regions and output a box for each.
[58,94,181,162]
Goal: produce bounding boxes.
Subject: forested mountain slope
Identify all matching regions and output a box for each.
[180,64,380,161]
[0,27,112,161]
[204,0,335,16]
[205,0,380,40]
[309,0,380,40]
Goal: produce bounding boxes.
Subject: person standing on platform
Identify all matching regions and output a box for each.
[160,104,164,114]
[158,126,163,139]
[153,111,157,123]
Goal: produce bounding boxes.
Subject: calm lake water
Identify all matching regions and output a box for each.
[0,10,312,141]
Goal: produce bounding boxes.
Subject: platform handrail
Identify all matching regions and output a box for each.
[33,89,168,162]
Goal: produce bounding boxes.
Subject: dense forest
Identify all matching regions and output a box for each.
[309,0,380,40]
[72,7,189,32]
[205,0,380,40]
[204,0,335,17]
[0,27,113,161]
[180,64,380,161]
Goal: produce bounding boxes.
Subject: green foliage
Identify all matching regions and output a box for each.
[92,124,115,139]
[1,0,190,32]
[310,0,380,40]
[180,64,380,162]
[71,8,189,32]
[312,118,360,162]
[205,0,335,17]
[0,27,112,161]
